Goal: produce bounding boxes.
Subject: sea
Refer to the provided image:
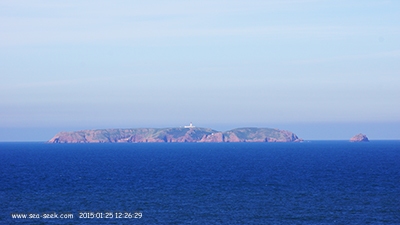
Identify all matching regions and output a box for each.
[1,141,399,224]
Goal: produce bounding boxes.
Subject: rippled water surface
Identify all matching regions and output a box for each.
[1,141,400,224]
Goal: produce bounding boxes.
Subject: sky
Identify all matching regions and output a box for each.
[1,0,399,141]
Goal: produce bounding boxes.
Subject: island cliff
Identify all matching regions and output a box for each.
[350,133,369,142]
[48,127,303,143]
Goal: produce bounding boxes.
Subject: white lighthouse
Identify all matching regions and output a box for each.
[184,122,195,128]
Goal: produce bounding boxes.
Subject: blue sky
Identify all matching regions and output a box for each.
[1,0,399,141]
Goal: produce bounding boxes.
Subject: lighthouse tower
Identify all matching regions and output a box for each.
[184,122,195,128]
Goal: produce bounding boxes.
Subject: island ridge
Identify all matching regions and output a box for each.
[48,127,303,143]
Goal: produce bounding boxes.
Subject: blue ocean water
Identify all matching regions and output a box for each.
[1,141,400,224]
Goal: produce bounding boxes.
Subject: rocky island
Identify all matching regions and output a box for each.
[48,126,303,143]
[350,133,369,142]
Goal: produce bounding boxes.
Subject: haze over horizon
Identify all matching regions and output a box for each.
[1,1,399,141]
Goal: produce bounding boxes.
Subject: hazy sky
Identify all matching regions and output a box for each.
[1,0,399,141]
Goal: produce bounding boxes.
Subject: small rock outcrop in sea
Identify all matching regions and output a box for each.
[47,127,303,143]
[350,133,369,142]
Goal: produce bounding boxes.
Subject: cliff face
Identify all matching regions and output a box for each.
[350,133,369,142]
[48,127,302,143]
[221,128,301,142]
